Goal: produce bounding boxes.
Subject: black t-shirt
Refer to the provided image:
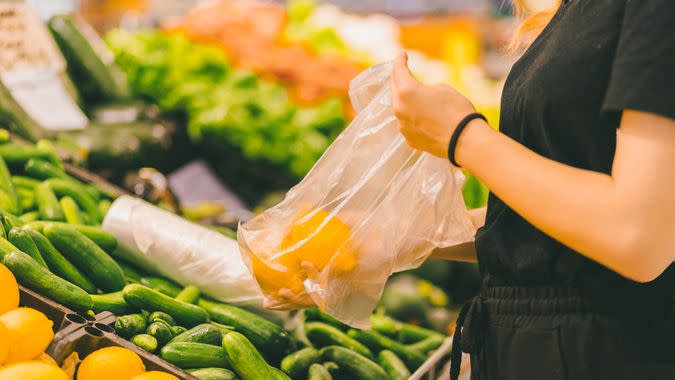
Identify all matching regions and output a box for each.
[476,0,675,315]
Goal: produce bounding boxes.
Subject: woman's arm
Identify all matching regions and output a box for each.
[431,207,486,262]
[393,54,675,282]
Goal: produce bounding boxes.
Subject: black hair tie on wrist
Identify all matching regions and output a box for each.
[447,112,487,167]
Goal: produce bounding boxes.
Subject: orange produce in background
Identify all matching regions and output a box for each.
[0,263,19,315]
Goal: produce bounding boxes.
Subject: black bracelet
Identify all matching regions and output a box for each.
[447,112,487,167]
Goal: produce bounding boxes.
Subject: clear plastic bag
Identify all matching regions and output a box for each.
[238,62,475,328]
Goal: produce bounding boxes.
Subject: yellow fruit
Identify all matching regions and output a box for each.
[0,308,54,364]
[36,353,57,366]
[0,263,19,315]
[132,371,180,380]
[77,346,145,380]
[0,360,69,380]
[0,321,8,365]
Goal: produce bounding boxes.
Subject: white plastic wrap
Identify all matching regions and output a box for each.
[103,195,262,305]
[238,62,475,328]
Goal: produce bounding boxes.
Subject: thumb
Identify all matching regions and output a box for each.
[393,51,417,90]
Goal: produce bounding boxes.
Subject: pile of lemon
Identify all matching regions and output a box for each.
[0,263,177,380]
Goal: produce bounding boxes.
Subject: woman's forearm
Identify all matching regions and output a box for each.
[456,113,675,282]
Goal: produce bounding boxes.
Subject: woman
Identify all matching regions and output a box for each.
[393,0,675,379]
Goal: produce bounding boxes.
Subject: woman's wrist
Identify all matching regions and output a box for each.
[454,118,495,169]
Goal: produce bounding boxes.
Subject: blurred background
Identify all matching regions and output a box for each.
[3,0,555,333]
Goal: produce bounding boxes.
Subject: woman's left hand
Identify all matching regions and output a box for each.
[392,52,478,160]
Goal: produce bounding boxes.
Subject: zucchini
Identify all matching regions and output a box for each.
[8,227,47,268]
[187,368,237,380]
[407,334,445,354]
[44,179,101,223]
[160,342,229,369]
[172,326,187,335]
[122,284,209,327]
[176,285,200,304]
[146,320,175,346]
[0,156,20,214]
[114,314,147,338]
[347,329,426,369]
[319,346,389,380]
[59,196,82,224]
[305,322,373,359]
[378,350,411,380]
[23,228,97,293]
[25,221,118,252]
[45,224,125,292]
[48,15,130,104]
[91,291,133,314]
[308,363,333,380]
[12,176,40,189]
[168,324,222,346]
[280,347,321,379]
[18,211,39,223]
[222,332,277,380]
[132,333,158,353]
[149,311,176,326]
[305,308,347,330]
[139,276,181,297]
[2,250,92,311]
[198,299,291,359]
[35,182,64,221]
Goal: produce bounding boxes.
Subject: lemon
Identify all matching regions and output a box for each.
[132,372,180,380]
[77,346,145,380]
[0,321,8,365]
[36,352,57,366]
[0,308,54,364]
[0,361,69,380]
[0,263,19,315]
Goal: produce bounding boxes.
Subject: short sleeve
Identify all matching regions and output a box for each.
[602,0,675,120]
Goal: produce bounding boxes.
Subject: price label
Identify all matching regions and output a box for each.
[0,3,86,131]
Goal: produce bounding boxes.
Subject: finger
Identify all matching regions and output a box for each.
[300,260,319,278]
[392,51,417,92]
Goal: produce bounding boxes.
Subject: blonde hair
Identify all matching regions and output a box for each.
[511,0,562,50]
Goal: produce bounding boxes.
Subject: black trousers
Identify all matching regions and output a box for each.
[450,287,675,380]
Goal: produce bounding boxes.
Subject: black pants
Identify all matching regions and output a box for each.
[450,287,675,380]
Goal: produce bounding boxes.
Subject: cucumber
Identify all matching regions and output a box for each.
[305,322,373,359]
[23,228,97,293]
[160,342,229,369]
[59,196,82,224]
[19,211,39,223]
[407,334,445,354]
[123,284,209,327]
[132,333,158,353]
[319,346,389,380]
[24,158,68,181]
[305,308,348,330]
[98,199,111,216]
[169,324,223,346]
[45,224,125,292]
[139,276,181,297]
[0,144,57,168]
[0,211,23,231]
[347,329,426,369]
[0,236,18,258]
[48,15,130,103]
[308,363,333,380]
[25,221,118,252]
[291,321,313,349]
[378,350,411,380]
[34,140,64,170]
[172,326,187,335]
[91,291,133,314]
[0,129,8,143]
[17,188,35,211]
[35,182,64,221]
[370,314,402,338]
[114,314,147,338]
[322,361,339,375]
[198,299,290,359]
[222,332,277,380]
[399,322,444,344]
[176,285,200,304]
[187,368,237,380]
[280,347,321,379]
[2,250,92,311]
[8,227,47,268]
[12,176,40,189]
[44,179,101,223]
[0,220,5,239]
[149,311,176,326]
[270,367,292,380]
[146,320,175,346]
[117,259,145,283]
[0,156,20,214]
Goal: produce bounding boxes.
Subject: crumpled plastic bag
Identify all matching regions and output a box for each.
[238,62,475,328]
